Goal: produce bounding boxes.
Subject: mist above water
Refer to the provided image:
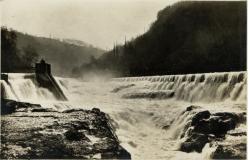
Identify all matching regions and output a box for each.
[1,71,246,159]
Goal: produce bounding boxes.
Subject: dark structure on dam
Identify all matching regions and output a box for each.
[35,59,67,101]
[35,59,51,75]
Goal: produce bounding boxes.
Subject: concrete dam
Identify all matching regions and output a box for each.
[1,70,247,159]
[1,60,67,102]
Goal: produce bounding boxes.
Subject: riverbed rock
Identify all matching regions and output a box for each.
[191,110,210,126]
[0,99,131,159]
[111,84,135,93]
[186,105,200,111]
[210,136,247,159]
[180,133,209,153]
[179,107,245,154]
[122,90,175,99]
[1,99,45,114]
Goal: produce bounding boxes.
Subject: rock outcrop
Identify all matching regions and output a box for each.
[179,106,246,159]
[111,84,135,93]
[0,99,131,159]
[122,90,175,99]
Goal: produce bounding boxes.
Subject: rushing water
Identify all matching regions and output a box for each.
[1,72,247,160]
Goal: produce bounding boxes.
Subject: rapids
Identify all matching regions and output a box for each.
[1,72,247,159]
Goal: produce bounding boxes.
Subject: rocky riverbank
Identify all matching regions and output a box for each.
[0,99,131,159]
[179,105,246,159]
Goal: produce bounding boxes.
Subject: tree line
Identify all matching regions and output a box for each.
[1,27,39,72]
[72,1,246,77]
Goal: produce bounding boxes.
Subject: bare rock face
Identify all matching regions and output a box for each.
[0,99,131,159]
[179,107,246,159]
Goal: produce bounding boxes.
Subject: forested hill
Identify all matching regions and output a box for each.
[1,28,105,76]
[73,1,246,77]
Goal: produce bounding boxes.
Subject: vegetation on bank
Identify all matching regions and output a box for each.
[1,27,105,76]
[72,1,246,77]
[1,27,39,72]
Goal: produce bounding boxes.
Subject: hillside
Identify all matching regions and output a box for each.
[15,32,105,76]
[73,1,246,77]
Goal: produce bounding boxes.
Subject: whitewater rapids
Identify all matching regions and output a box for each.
[1,72,246,159]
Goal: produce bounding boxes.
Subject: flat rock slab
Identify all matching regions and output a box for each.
[0,103,131,159]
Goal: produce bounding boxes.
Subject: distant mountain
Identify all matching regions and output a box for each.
[62,39,92,47]
[14,31,105,76]
[73,1,246,77]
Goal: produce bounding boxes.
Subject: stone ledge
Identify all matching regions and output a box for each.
[0,99,131,159]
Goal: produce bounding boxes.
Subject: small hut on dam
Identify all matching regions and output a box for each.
[35,59,67,101]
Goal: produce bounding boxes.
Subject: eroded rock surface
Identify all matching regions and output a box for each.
[122,90,175,99]
[0,99,131,159]
[179,106,246,159]
[111,84,135,93]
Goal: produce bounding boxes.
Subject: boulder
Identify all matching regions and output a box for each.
[179,110,243,154]
[180,133,209,153]
[211,143,246,159]
[191,110,210,126]
[186,105,200,111]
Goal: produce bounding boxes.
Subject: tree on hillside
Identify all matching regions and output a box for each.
[1,27,40,72]
[1,27,22,72]
[75,1,246,77]
[22,45,40,68]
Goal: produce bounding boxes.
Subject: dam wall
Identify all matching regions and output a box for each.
[1,60,67,101]
[113,71,247,102]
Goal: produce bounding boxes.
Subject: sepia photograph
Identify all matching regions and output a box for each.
[0,0,247,159]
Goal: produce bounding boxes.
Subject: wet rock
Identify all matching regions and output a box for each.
[180,133,209,153]
[162,125,170,130]
[1,99,17,114]
[1,99,44,114]
[213,112,239,122]
[211,143,246,159]
[192,112,239,136]
[31,108,56,112]
[61,108,86,113]
[193,119,210,134]
[186,105,200,111]
[122,90,175,99]
[199,74,205,82]
[1,99,131,159]
[238,112,246,123]
[191,110,210,126]
[179,110,244,154]
[111,84,135,93]
[92,107,101,113]
[70,121,89,130]
[64,129,89,141]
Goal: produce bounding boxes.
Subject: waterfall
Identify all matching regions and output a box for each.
[114,71,246,102]
[1,73,57,102]
[1,71,246,159]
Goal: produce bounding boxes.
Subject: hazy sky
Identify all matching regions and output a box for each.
[1,0,240,49]
[1,0,181,49]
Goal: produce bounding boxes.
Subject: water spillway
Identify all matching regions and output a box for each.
[1,71,247,159]
[1,73,66,102]
[113,71,246,103]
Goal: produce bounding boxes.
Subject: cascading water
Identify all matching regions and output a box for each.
[115,71,246,102]
[1,73,57,103]
[1,71,247,159]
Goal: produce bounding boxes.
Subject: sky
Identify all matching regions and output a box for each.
[1,0,180,50]
[1,0,242,50]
